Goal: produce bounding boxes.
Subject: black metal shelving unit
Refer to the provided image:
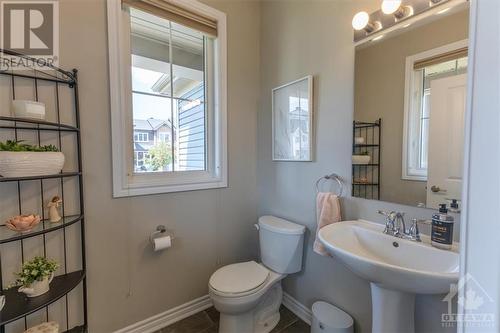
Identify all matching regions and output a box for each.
[0,49,86,332]
[352,119,381,200]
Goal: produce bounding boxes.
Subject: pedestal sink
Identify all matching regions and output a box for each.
[318,220,459,333]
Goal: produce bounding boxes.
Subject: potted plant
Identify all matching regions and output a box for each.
[352,151,371,165]
[13,257,59,298]
[0,140,65,177]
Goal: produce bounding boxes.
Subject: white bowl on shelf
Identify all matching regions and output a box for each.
[11,100,46,120]
[0,152,65,177]
[352,155,371,165]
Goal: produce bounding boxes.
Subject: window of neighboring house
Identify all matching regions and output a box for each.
[158,132,170,143]
[108,0,227,197]
[134,151,151,170]
[403,42,467,180]
[134,132,149,142]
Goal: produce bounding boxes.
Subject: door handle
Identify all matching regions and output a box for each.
[431,185,447,193]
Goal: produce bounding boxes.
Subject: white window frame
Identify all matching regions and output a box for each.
[402,39,468,181]
[107,0,227,197]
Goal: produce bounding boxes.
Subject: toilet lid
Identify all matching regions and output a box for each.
[209,261,269,295]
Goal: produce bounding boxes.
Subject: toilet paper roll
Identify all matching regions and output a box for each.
[153,235,171,251]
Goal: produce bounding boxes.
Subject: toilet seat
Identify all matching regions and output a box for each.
[209,261,270,297]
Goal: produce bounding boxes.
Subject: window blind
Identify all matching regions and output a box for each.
[414,47,468,70]
[122,0,217,37]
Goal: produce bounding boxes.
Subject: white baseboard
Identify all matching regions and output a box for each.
[114,295,213,333]
[282,292,312,325]
[114,291,311,333]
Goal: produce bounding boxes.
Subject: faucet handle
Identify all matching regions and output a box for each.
[408,219,420,241]
[408,219,429,242]
[377,210,389,216]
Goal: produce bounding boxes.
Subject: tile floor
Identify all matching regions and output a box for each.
[155,306,310,333]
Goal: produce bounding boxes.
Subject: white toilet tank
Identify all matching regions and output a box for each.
[258,216,306,274]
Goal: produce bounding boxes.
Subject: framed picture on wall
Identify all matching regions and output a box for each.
[272,75,313,161]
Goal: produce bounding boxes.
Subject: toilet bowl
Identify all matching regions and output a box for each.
[208,216,305,333]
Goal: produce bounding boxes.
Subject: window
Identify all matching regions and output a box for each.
[134,132,149,142]
[108,0,227,197]
[403,41,468,180]
[158,132,170,143]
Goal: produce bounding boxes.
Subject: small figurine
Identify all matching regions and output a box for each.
[47,196,62,223]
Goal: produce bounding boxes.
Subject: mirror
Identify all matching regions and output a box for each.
[353,4,469,210]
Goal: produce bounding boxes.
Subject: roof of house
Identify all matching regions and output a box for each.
[133,118,172,131]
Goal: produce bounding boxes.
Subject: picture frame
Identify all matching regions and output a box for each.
[272,75,313,161]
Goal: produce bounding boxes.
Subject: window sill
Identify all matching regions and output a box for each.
[113,178,227,198]
[401,175,427,182]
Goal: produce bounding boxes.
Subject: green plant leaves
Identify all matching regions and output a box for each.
[0,140,59,152]
[11,256,59,287]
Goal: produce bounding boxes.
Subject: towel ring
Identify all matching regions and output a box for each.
[315,174,343,197]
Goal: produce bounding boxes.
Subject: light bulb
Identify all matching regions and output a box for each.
[381,0,402,14]
[352,11,369,30]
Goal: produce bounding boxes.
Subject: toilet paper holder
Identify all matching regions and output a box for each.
[150,225,172,244]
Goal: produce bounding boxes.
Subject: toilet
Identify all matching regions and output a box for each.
[209,216,305,333]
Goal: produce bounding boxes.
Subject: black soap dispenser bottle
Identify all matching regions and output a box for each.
[431,204,454,250]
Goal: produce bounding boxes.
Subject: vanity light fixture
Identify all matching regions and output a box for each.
[352,11,382,33]
[381,0,414,20]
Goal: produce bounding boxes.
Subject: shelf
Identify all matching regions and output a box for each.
[63,325,86,333]
[354,144,379,148]
[0,172,81,183]
[0,215,83,244]
[0,116,79,132]
[352,183,379,186]
[353,163,379,166]
[0,270,85,326]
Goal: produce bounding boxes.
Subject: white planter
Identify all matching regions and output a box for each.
[352,155,371,165]
[18,274,54,298]
[0,152,65,177]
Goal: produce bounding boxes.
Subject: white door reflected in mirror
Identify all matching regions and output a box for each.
[426,74,467,208]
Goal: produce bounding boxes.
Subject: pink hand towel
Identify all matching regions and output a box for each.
[313,192,342,256]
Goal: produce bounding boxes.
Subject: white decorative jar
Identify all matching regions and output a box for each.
[18,274,54,298]
[0,152,65,177]
[354,137,365,144]
[12,100,46,120]
[352,155,371,165]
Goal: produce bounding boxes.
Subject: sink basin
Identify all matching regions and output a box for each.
[319,220,460,333]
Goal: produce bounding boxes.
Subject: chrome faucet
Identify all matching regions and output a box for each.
[377,210,423,242]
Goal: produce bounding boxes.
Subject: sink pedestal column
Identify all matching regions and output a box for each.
[371,283,415,333]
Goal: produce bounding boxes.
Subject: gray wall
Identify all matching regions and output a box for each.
[57,0,260,331]
[354,11,469,207]
[258,1,460,332]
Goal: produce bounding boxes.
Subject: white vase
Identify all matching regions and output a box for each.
[18,274,54,298]
[352,155,371,165]
[0,152,65,177]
